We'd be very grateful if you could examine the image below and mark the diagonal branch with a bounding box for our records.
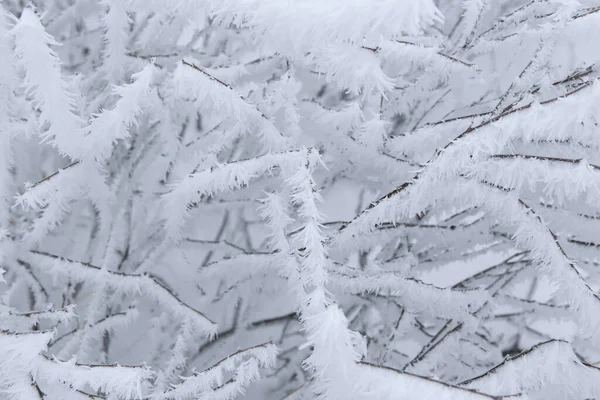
[26,161,81,190]
[26,251,217,337]
[362,40,474,67]
[338,80,595,236]
[489,154,600,170]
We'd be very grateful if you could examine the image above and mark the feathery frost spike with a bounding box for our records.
[9,7,85,160]
[84,63,156,162]
[101,0,131,81]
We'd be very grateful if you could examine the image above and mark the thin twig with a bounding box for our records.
[489,154,600,170]
[26,161,80,190]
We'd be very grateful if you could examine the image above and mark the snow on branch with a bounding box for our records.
[163,149,320,242]
[0,329,150,399]
[435,179,600,339]
[282,149,368,398]
[330,270,488,325]
[9,7,85,160]
[308,44,394,95]
[152,317,195,395]
[336,80,600,245]
[25,250,218,337]
[9,35,159,244]
[212,0,443,45]
[157,341,277,400]
[37,356,151,400]
[468,155,600,206]
[175,60,288,150]
[258,192,293,256]
[0,304,76,326]
[100,0,131,81]
[458,0,488,48]
[505,198,600,337]
[374,39,474,75]
[0,329,54,365]
[191,0,446,95]
[84,62,157,163]
[16,161,110,245]
[15,60,156,243]
[357,362,504,399]
[386,176,600,338]
[461,340,600,399]
[338,165,600,355]
[50,308,138,350]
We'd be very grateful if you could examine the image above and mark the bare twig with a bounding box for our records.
[361,40,473,67]
[489,154,600,170]
[26,161,80,190]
